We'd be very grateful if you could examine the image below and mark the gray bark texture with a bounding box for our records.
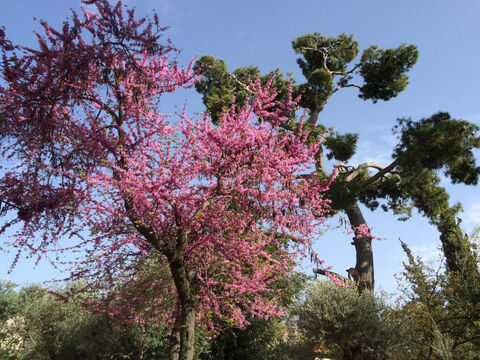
[346,203,374,292]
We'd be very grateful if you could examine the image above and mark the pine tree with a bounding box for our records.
[193,32,480,292]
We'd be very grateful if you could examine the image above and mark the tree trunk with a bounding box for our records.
[309,111,375,292]
[179,302,196,360]
[167,303,197,360]
[167,250,196,360]
[169,315,181,360]
[345,203,374,292]
[137,338,144,360]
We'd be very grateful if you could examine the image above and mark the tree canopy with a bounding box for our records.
[193,32,480,292]
[0,1,333,359]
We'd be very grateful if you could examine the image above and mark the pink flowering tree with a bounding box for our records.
[0,1,334,359]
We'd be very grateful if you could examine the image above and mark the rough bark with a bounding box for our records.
[345,203,374,292]
[309,109,374,292]
[179,303,196,360]
[167,243,196,360]
[169,315,181,360]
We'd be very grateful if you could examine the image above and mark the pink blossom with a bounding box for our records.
[0,0,332,336]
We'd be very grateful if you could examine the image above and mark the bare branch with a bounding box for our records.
[332,83,362,94]
[362,159,399,186]
[298,46,339,76]
[298,42,359,78]
[334,161,399,184]
[313,268,354,286]
[315,145,329,177]
[334,162,384,182]
[346,163,372,182]
[227,72,254,94]
[334,163,355,174]
[78,95,119,120]
[345,62,362,75]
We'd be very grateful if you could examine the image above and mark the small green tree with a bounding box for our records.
[397,237,480,360]
[294,281,414,360]
[0,281,23,360]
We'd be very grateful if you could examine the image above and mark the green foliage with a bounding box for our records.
[361,164,453,223]
[292,33,358,113]
[291,33,418,115]
[193,56,294,124]
[199,318,288,360]
[324,132,359,161]
[394,112,480,185]
[0,281,18,321]
[397,239,480,359]
[0,281,22,360]
[0,284,170,360]
[198,272,309,360]
[378,165,475,274]
[347,112,480,274]
[292,33,359,76]
[369,113,480,273]
[193,55,240,125]
[359,44,418,102]
[358,174,413,220]
[294,281,414,360]
[327,174,366,211]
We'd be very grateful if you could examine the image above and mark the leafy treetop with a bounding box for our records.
[193,31,480,292]
[0,2,334,359]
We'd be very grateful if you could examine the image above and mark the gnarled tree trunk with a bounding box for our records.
[345,203,374,292]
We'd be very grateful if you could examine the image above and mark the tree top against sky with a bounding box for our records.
[0,0,479,295]
[0,3,335,358]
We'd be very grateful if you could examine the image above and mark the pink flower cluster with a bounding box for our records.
[348,224,383,241]
[0,0,333,332]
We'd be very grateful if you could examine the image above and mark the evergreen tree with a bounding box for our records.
[193,32,480,292]
[397,238,480,359]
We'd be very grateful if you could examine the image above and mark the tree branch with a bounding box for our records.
[334,161,399,183]
[345,62,362,75]
[362,159,399,186]
[313,268,353,286]
[332,83,362,94]
[78,95,119,121]
[298,45,344,76]
[192,177,223,221]
[227,72,254,94]
[315,145,329,178]
[335,162,384,182]
[298,42,359,78]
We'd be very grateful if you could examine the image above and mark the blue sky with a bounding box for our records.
[1,0,479,295]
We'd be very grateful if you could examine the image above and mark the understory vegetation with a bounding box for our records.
[2,230,479,360]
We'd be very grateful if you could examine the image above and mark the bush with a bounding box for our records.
[293,281,414,360]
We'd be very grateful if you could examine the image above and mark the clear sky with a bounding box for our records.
[1,0,479,295]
